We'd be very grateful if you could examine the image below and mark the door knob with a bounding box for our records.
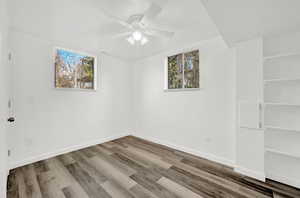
[7,117,15,122]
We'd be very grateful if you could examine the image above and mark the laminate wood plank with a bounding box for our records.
[89,155,137,190]
[90,146,137,176]
[14,168,28,198]
[69,151,107,184]
[35,171,65,198]
[169,165,260,198]
[111,153,162,181]
[157,177,203,198]
[109,146,154,169]
[116,142,170,168]
[130,172,181,198]
[45,158,90,198]
[34,159,70,198]
[152,165,233,198]
[97,145,114,155]
[44,158,74,189]
[7,170,19,198]
[112,142,172,171]
[8,136,300,198]
[174,150,232,171]
[57,154,75,166]
[62,186,90,198]
[163,157,271,198]
[102,141,125,149]
[21,165,43,198]
[80,148,97,158]
[122,136,178,154]
[33,161,49,174]
[125,145,172,169]
[117,137,183,162]
[266,179,300,197]
[273,192,292,198]
[66,163,112,198]
[61,187,74,198]
[111,138,129,148]
[101,180,136,198]
[181,157,274,196]
[130,184,159,198]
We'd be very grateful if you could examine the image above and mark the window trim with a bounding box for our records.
[164,48,201,91]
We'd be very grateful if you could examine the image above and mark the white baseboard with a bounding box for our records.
[134,134,235,167]
[234,166,265,182]
[9,132,130,170]
[266,172,300,189]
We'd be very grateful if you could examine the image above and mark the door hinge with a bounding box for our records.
[8,99,11,109]
[259,103,263,111]
[8,150,11,157]
[8,52,12,61]
[259,122,262,129]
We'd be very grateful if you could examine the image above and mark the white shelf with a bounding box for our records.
[264,103,300,107]
[264,52,300,61]
[264,77,300,83]
[266,173,300,189]
[264,35,300,190]
[265,148,300,159]
[264,126,300,133]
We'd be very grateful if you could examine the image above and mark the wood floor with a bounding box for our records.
[7,136,300,198]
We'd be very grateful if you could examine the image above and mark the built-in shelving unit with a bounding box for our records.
[265,126,300,132]
[264,52,300,61]
[263,48,300,188]
[264,103,300,107]
[265,148,300,159]
[264,78,300,83]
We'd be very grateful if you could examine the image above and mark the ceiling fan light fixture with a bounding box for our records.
[127,36,135,45]
[141,37,148,45]
[127,31,149,45]
[132,31,142,41]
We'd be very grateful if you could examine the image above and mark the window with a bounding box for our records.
[167,50,199,90]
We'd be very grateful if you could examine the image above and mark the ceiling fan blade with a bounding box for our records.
[97,7,133,30]
[145,28,174,38]
[151,0,168,7]
[144,3,162,19]
[143,0,169,20]
[111,31,132,39]
[107,15,133,29]
[127,14,144,25]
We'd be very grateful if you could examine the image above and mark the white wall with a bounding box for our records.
[0,0,9,196]
[132,37,236,165]
[8,30,133,168]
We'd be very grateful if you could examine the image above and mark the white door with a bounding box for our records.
[0,31,9,198]
[235,38,265,181]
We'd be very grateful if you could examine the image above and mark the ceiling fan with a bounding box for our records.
[99,0,175,45]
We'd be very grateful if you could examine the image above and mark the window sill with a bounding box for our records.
[163,88,201,92]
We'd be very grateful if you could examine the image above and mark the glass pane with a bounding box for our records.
[168,53,183,89]
[55,49,95,90]
[184,50,199,88]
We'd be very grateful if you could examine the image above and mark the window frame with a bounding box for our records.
[164,48,201,92]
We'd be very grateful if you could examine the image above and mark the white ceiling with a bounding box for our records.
[201,0,300,46]
[8,0,220,61]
